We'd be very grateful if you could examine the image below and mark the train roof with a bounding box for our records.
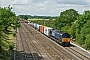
[51,30,68,35]
[44,27,53,29]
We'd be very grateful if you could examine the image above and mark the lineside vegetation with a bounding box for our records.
[0,5,20,60]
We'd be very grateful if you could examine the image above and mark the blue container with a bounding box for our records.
[51,30,62,41]
[52,30,55,37]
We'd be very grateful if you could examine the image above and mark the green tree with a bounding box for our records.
[84,35,90,50]
[69,22,76,38]
[83,10,90,20]
[61,25,70,33]
[23,15,28,20]
[0,6,18,51]
[76,10,90,34]
[81,20,90,49]
[0,6,16,31]
[53,9,79,32]
[75,10,90,46]
[60,9,79,26]
[19,15,28,20]
[76,33,85,45]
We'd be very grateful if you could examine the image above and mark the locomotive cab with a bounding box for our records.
[62,33,70,46]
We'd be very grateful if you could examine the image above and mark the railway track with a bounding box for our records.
[20,27,36,60]
[14,23,90,60]
[24,23,72,60]
[15,28,25,60]
[15,26,36,60]
[21,23,51,60]
[64,47,90,60]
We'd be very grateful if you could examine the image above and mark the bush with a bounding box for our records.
[76,34,85,45]
[13,33,16,37]
[8,43,14,51]
[84,35,90,50]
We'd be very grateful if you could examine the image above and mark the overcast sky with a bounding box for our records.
[0,0,90,16]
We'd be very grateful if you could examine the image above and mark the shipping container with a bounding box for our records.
[30,22,34,27]
[36,24,42,31]
[40,26,46,33]
[44,27,53,36]
[36,24,39,30]
[34,23,38,29]
[28,22,31,25]
[28,21,30,24]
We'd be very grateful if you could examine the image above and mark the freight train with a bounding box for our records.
[28,21,71,46]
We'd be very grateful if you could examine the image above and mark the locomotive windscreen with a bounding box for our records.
[62,33,70,38]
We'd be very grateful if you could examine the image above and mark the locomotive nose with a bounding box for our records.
[62,38,70,42]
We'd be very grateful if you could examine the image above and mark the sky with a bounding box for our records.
[0,0,90,16]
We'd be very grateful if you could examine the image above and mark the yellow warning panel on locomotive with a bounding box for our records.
[62,38,70,42]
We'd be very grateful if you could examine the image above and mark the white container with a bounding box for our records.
[44,27,53,36]
[31,23,33,26]
[37,24,42,31]
[34,23,37,28]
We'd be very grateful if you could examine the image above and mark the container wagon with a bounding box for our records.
[44,27,53,36]
[40,26,46,33]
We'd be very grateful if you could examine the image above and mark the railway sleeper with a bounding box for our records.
[25,54,34,58]
[25,53,42,60]
[26,58,35,60]
[17,52,26,60]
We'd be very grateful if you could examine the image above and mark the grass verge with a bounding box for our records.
[0,26,15,60]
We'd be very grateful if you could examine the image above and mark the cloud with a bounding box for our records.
[55,0,89,5]
[31,0,47,3]
[12,0,30,4]
[1,0,90,16]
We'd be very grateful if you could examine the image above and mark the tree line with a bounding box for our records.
[18,15,57,20]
